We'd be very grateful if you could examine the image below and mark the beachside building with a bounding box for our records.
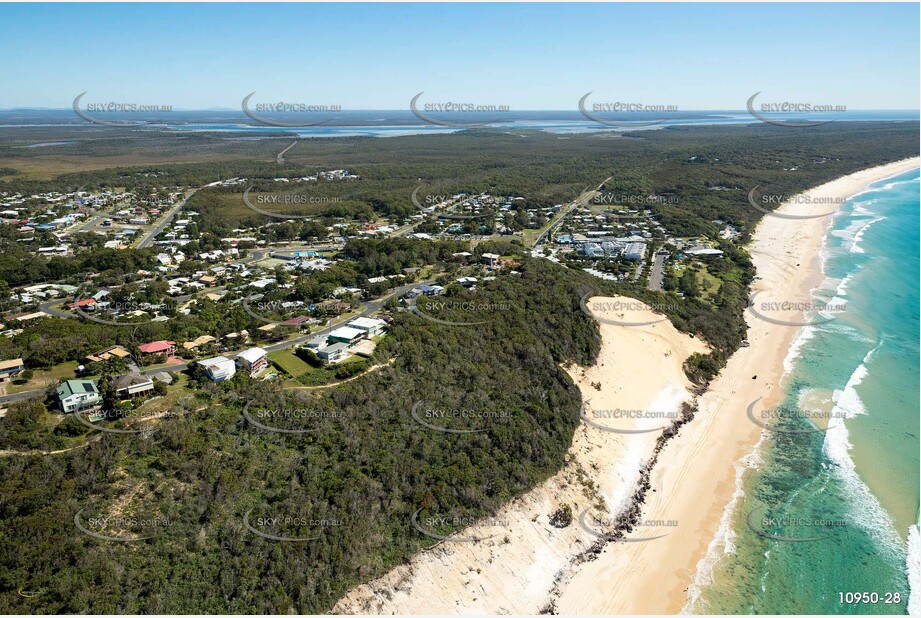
[56,379,102,413]
[138,340,177,356]
[236,347,269,377]
[181,335,217,352]
[0,358,24,381]
[328,326,366,346]
[85,345,131,364]
[347,317,386,337]
[409,283,444,298]
[196,356,236,382]
[110,373,155,399]
[481,252,501,267]
[623,242,647,261]
[317,342,351,364]
[306,335,328,351]
[683,245,724,258]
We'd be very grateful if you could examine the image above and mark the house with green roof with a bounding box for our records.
[56,379,102,413]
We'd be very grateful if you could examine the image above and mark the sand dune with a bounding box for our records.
[555,156,921,615]
[335,157,920,615]
[334,298,707,614]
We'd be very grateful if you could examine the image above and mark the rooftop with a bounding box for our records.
[0,358,24,371]
[56,379,98,398]
[138,340,176,354]
[237,347,267,363]
[329,326,364,340]
[110,373,153,390]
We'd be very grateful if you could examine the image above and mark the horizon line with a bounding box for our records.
[2,107,920,113]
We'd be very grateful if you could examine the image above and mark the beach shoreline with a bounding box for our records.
[334,298,708,614]
[552,156,921,615]
[334,156,921,615]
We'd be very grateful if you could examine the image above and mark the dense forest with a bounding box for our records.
[0,121,917,612]
[0,257,600,613]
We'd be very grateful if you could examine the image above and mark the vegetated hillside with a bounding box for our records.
[3,122,917,235]
[0,123,917,612]
[0,257,601,614]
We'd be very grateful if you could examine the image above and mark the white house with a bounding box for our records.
[236,347,268,377]
[197,356,237,382]
[347,317,386,337]
[317,342,351,364]
[56,380,102,413]
[306,335,328,350]
[328,326,366,345]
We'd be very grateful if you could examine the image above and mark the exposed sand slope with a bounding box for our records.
[336,156,920,615]
[334,297,707,614]
[554,156,921,615]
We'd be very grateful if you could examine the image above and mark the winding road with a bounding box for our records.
[2,280,425,405]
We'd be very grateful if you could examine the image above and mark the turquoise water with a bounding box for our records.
[693,168,920,614]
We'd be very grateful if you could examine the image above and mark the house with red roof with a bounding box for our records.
[67,298,97,311]
[138,340,177,356]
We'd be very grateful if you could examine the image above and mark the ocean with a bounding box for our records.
[688,167,920,614]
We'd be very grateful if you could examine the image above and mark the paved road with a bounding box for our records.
[1,281,424,405]
[136,189,198,249]
[533,176,611,249]
[648,251,667,291]
[276,140,298,164]
[0,388,46,405]
[74,213,107,233]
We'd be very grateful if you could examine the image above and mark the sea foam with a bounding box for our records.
[823,344,905,563]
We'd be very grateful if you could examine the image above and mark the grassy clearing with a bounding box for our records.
[8,361,81,394]
[134,374,192,419]
[268,350,312,378]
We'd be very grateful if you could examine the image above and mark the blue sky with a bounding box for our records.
[0,3,918,110]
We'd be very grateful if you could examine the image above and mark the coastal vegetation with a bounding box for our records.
[0,257,600,613]
[0,121,917,612]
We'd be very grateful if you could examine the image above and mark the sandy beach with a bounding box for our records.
[555,156,921,615]
[335,298,708,614]
[334,157,920,615]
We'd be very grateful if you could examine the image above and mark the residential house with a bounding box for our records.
[111,373,155,399]
[138,340,177,356]
[623,242,647,261]
[481,252,501,267]
[306,335,328,350]
[67,298,97,311]
[85,345,131,364]
[282,315,313,329]
[236,347,268,377]
[452,251,473,262]
[182,335,217,352]
[56,379,102,413]
[328,326,366,346]
[317,342,351,364]
[0,358,24,381]
[6,312,45,323]
[196,356,237,382]
[417,283,445,297]
[347,317,386,337]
